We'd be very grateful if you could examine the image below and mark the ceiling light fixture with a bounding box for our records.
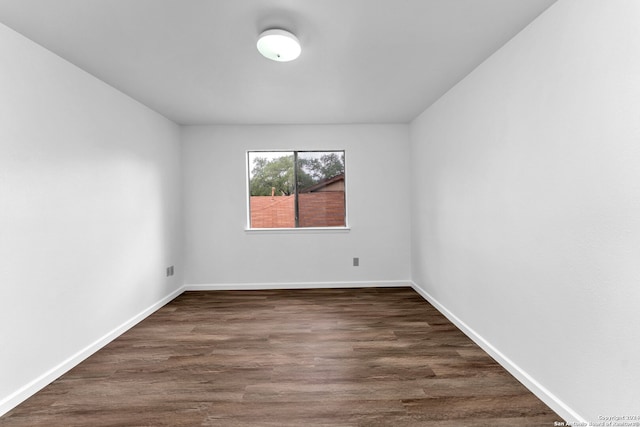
[257,29,301,62]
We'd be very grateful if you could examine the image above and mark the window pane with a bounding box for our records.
[247,150,346,229]
[296,151,346,227]
[249,152,295,228]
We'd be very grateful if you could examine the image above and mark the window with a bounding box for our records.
[247,150,346,229]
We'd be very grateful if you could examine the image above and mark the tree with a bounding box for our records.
[250,155,295,196]
[297,152,345,188]
[250,152,345,196]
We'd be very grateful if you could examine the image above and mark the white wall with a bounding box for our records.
[0,23,182,414]
[182,124,411,287]
[410,0,640,422]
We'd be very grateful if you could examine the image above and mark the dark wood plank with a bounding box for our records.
[0,288,562,426]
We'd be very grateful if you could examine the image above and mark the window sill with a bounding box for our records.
[245,226,351,234]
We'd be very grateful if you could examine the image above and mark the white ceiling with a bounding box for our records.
[0,0,556,125]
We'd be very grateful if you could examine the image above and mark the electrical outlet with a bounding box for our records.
[166,266,174,277]
[353,257,359,267]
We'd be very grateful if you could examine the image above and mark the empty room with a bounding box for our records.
[1,0,638,425]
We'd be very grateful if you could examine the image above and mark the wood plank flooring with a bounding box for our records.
[1,288,562,426]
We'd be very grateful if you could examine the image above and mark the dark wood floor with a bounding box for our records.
[1,288,561,426]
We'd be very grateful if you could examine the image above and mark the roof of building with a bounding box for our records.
[299,174,345,193]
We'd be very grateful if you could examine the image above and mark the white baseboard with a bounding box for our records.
[184,280,412,291]
[409,281,585,424]
[0,285,186,418]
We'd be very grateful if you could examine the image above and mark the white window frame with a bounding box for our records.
[245,149,350,233]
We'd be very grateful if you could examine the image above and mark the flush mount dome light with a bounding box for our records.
[257,29,301,62]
